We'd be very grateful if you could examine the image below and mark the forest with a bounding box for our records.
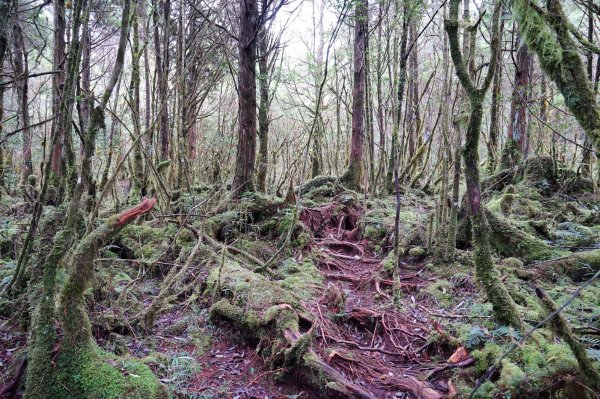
[1,0,600,397]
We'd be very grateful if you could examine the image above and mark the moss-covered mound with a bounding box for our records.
[45,347,168,399]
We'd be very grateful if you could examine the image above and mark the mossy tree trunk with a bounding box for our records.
[445,0,521,328]
[257,25,270,193]
[513,0,600,154]
[386,0,408,193]
[25,198,157,399]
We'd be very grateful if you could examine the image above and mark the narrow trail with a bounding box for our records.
[300,200,449,398]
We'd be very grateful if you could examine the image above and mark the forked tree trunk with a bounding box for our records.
[446,0,521,328]
[232,0,259,197]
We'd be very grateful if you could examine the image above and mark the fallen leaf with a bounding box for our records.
[448,346,469,364]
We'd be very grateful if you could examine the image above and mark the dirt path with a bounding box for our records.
[301,201,449,398]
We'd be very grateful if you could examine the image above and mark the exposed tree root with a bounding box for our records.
[207,259,442,399]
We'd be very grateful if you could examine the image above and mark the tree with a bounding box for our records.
[513,0,600,154]
[232,0,259,197]
[504,35,532,166]
[341,0,367,191]
[445,0,521,328]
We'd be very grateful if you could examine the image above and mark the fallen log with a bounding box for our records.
[530,249,600,281]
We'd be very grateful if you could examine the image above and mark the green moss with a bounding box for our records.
[420,280,454,307]
[39,347,167,399]
[472,343,503,374]
[191,332,212,355]
[498,359,525,390]
[486,209,565,263]
[381,251,396,275]
[277,258,323,300]
[408,246,425,259]
[118,224,177,264]
[501,257,524,269]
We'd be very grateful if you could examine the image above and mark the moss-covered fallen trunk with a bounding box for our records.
[531,249,600,281]
[207,260,442,399]
[485,209,564,264]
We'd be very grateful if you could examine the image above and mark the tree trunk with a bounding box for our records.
[506,35,532,164]
[257,27,270,193]
[130,0,145,203]
[487,20,503,172]
[341,0,367,191]
[386,0,408,192]
[49,0,66,194]
[12,11,32,184]
[446,0,521,328]
[232,0,259,197]
[154,0,170,163]
[0,0,9,198]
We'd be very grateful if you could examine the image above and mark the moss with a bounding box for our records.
[207,259,300,314]
[33,347,167,399]
[277,258,323,300]
[118,224,176,263]
[486,209,565,263]
[501,257,524,269]
[498,359,525,391]
[408,246,425,259]
[381,251,396,275]
[536,249,600,281]
[420,280,454,307]
[191,332,212,355]
[472,343,503,374]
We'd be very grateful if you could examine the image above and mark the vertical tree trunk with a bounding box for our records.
[580,1,594,177]
[12,10,32,184]
[49,0,66,193]
[232,0,259,197]
[0,0,9,198]
[386,0,408,192]
[154,0,170,162]
[341,0,367,191]
[446,0,521,328]
[130,0,145,202]
[311,0,325,178]
[364,0,375,188]
[487,20,503,172]
[505,35,532,164]
[257,27,270,193]
[374,0,386,192]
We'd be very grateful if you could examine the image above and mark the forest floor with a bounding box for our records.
[2,162,600,398]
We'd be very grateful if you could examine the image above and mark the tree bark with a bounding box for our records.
[506,35,532,162]
[341,0,367,191]
[12,9,32,184]
[232,0,259,197]
[446,0,521,328]
[257,27,270,193]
